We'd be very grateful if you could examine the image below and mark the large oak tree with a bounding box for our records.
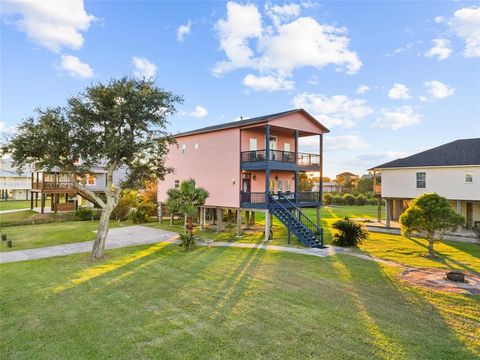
[5,78,182,259]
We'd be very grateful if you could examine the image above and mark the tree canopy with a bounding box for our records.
[5,77,182,259]
[400,193,464,257]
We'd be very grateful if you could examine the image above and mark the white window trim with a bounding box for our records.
[416,172,426,189]
[249,138,257,151]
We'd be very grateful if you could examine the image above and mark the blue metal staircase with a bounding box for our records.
[269,193,324,248]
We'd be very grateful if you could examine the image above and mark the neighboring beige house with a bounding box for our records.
[370,138,480,230]
[0,155,32,200]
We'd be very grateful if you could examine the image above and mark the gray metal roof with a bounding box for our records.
[370,138,480,170]
[174,109,329,137]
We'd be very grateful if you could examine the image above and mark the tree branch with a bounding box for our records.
[68,173,107,209]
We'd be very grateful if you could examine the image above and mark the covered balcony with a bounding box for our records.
[239,170,321,209]
[240,123,322,171]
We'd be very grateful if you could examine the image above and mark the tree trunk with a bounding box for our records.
[427,238,435,257]
[91,207,114,259]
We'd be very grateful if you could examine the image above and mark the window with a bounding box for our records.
[87,175,96,186]
[181,144,186,154]
[249,138,257,151]
[278,180,283,192]
[416,172,426,188]
[285,179,291,192]
[465,173,473,183]
[194,143,199,150]
[175,180,179,188]
[284,143,291,152]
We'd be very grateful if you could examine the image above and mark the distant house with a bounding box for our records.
[335,172,359,183]
[369,138,480,230]
[322,182,343,193]
[0,156,32,200]
[158,109,329,247]
[30,165,127,213]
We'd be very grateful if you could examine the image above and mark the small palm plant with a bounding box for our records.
[332,217,368,247]
[166,178,209,251]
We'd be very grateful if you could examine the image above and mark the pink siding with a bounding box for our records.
[158,128,241,208]
[268,112,326,134]
[241,128,295,152]
[246,170,295,192]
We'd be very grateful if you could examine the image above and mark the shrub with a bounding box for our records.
[73,206,96,221]
[343,193,356,205]
[355,194,368,206]
[128,207,149,223]
[333,195,345,205]
[111,200,131,221]
[179,231,197,251]
[332,218,368,247]
[368,197,378,206]
[322,193,333,205]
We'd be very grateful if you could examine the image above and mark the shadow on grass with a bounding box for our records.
[328,253,479,359]
[405,237,480,274]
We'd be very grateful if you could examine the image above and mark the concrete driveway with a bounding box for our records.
[0,226,178,264]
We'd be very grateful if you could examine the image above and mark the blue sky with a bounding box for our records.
[1,1,479,177]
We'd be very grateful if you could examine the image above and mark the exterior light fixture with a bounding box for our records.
[253,174,257,180]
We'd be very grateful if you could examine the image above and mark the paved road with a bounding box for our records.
[0,226,178,264]
[0,208,31,214]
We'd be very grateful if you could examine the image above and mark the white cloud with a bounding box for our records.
[388,83,411,100]
[324,135,370,151]
[425,38,452,60]
[213,2,262,76]
[448,6,480,58]
[265,3,301,27]
[419,96,428,102]
[293,92,373,129]
[176,20,192,42]
[356,85,370,94]
[424,80,455,99]
[189,106,208,118]
[132,57,157,79]
[384,42,413,57]
[2,0,95,52]
[373,106,421,130]
[59,55,93,78]
[357,150,407,162]
[434,16,444,24]
[213,2,361,90]
[243,74,294,91]
[0,121,17,136]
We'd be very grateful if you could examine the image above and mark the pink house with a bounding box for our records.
[158,109,329,247]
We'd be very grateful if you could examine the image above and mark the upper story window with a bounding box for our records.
[416,172,426,188]
[465,173,473,183]
[86,174,96,186]
[181,144,186,154]
[194,143,199,150]
[175,180,180,188]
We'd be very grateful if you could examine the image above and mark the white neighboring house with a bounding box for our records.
[369,138,480,230]
[0,155,32,200]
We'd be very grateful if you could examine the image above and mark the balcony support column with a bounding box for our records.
[294,171,298,204]
[30,193,34,210]
[377,197,382,222]
[319,133,323,206]
[236,210,242,236]
[40,193,45,214]
[216,208,224,233]
[264,209,271,241]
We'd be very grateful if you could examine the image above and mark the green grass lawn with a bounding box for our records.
[0,244,478,359]
[0,220,124,252]
[0,200,31,211]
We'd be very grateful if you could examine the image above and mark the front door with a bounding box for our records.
[269,136,278,160]
[466,202,473,229]
[242,173,251,203]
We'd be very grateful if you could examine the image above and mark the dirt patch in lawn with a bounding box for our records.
[401,268,480,295]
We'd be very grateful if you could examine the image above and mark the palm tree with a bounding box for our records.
[166,179,209,247]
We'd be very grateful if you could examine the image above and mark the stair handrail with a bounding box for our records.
[269,195,316,245]
[276,192,323,241]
